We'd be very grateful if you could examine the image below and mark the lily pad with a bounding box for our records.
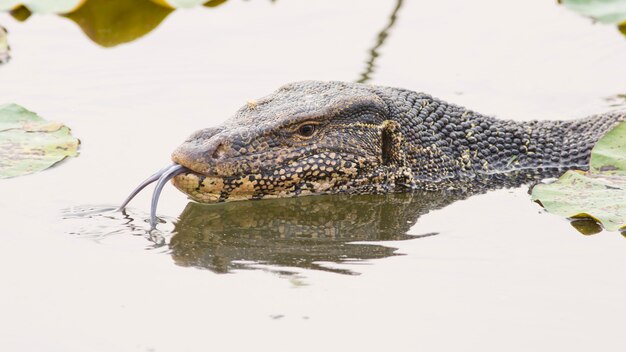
[532,122,626,232]
[3,0,230,47]
[203,0,227,8]
[0,104,80,178]
[0,25,8,64]
[0,0,85,14]
[150,0,208,8]
[590,120,626,172]
[63,0,173,48]
[561,0,626,24]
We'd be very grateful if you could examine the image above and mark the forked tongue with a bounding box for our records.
[117,164,188,228]
[149,164,187,228]
[116,164,175,212]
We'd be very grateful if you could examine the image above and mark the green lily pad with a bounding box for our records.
[561,0,626,38]
[0,104,80,178]
[0,25,8,64]
[0,0,85,14]
[590,118,626,172]
[561,0,626,24]
[532,122,626,232]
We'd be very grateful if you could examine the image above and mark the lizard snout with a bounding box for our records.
[171,127,230,175]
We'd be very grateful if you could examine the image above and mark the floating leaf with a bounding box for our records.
[0,0,85,14]
[63,0,173,48]
[3,0,229,47]
[150,0,208,9]
[532,122,626,232]
[590,119,626,172]
[561,0,626,24]
[560,0,626,38]
[0,104,80,179]
[0,25,8,64]
[8,5,31,21]
[203,0,227,8]
[532,171,626,231]
[61,0,229,47]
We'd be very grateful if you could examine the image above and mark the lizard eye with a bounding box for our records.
[297,124,316,137]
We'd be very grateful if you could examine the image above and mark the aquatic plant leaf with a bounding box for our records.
[2,0,229,47]
[0,25,8,64]
[0,0,84,14]
[63,0,172,48]
[532,171,626,231]
[203,0,227,8]
[8,5,31,21]
[532,122,626,232]
[561,0,626,24]
[150,0,208,8]
[590,116,626,172]
[0,104,79,178]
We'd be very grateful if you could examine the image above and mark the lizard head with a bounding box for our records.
[170,81,412,203]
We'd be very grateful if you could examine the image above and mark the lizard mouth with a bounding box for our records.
[170,172,258,204]
[170,166,330,204]
[168,147,347,204]
[117,150,368,228]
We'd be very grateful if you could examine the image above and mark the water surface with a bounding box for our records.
[1,0,626,351]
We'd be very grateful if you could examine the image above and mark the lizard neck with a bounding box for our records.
[373,86,623,186]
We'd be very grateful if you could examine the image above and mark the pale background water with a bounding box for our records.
[0,0,625,351]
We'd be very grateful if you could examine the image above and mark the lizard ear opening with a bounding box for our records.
[381,120,403,166]
[381,126,394,166]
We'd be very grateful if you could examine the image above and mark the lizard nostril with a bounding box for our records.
[211,142,227,159]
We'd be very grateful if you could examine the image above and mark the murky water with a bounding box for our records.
[1,0,626,351]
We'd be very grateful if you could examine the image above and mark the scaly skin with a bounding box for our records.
[171,81,625,203]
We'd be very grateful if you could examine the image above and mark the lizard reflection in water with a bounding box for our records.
[68,173,575,275]
[171,192,436,275]
[169,175,536,275]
